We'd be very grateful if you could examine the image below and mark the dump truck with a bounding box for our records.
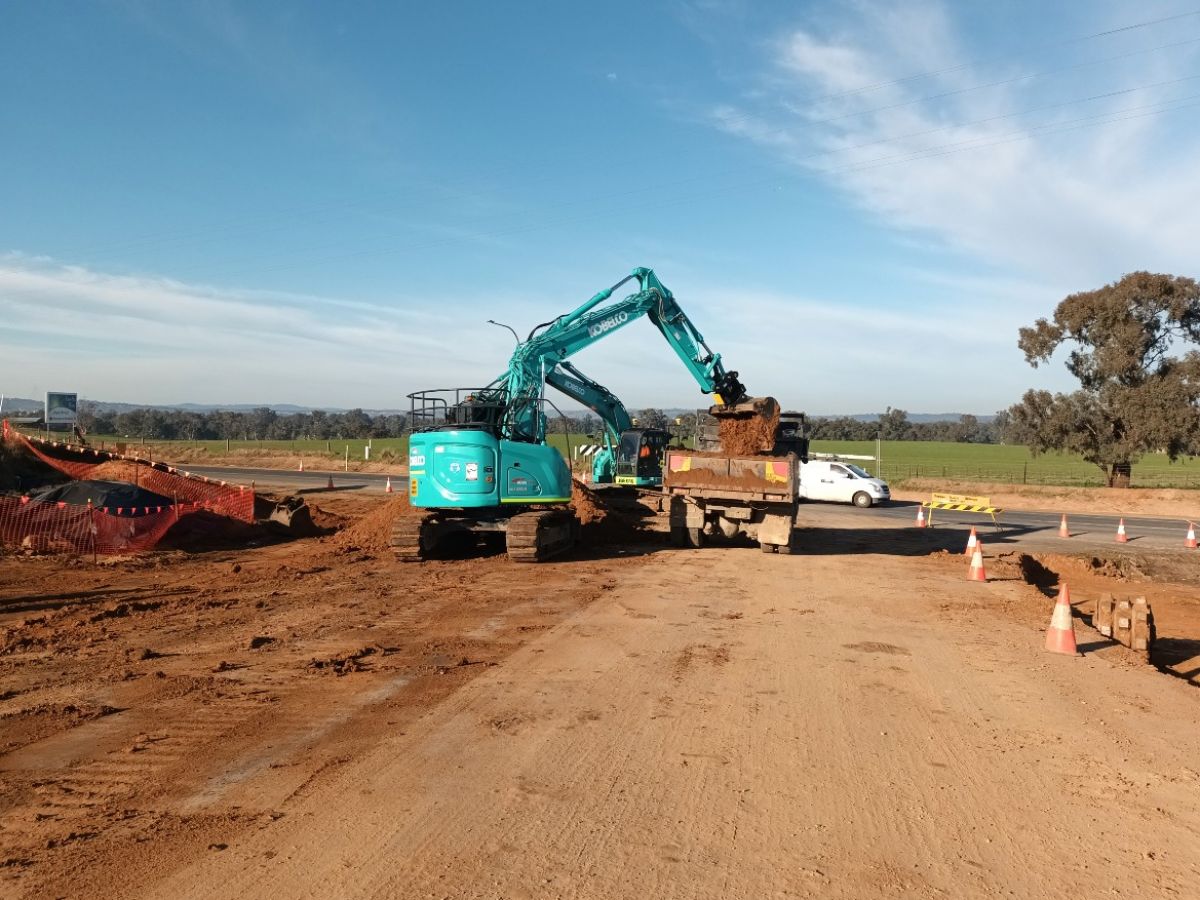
[664,450,800,553]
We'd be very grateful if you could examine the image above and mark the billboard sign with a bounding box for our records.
[45,392,78,431]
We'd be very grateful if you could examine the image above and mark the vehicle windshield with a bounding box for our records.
[846,464,873,478]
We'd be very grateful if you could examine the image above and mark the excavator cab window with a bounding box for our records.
[637,430,670,478]
[616,428,670,479]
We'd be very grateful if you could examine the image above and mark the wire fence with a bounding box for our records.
[877,462,1200,489]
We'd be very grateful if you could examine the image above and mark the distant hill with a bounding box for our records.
[0,396,992,422]
[842,412,996,423]
[660,408,994,423]
[0,397,42,413]
[0,397,406,416]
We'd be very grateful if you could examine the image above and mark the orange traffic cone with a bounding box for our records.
[1186,522,1197,549]
[385,476,393,494]
[1058,514,1070,538]
[1115,518,1128,543]
[1045,584,1078,655]
[967,540,987,582]
[915,505,927,528]
[326,475,335,490]
[964,526,977,556]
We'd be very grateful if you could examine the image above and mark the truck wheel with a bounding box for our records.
[852,491,873,508]
[670,526,687,548]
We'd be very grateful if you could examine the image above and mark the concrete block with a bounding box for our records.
[1094,592,1114,637]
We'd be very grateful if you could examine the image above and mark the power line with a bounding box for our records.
[13,14,1200,284]
[812,8,1200,103]
[728,73,1200,163]
[712,32,1200,135]
[55,20,1200,264]
[4,88,1194,313]
[815,35,1200,126]
[178,71,1200,280]
[826,93,1200,175]
[78,91,1198,286]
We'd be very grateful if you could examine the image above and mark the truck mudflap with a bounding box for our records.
[756,511,794,548]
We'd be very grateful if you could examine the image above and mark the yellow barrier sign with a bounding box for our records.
[922,492,1002,525]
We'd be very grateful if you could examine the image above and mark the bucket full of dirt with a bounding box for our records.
[714,399,780,456]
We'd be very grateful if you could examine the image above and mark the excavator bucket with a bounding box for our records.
[708,395,779,421]
[707,396,781,455]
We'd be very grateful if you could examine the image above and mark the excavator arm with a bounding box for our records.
[496,267,769,443]
[544,361,633,447]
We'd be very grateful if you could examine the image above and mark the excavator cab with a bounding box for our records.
[614,428,671,487]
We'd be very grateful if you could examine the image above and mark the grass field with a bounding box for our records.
[78,433,587,463]
[812,440,1200,488]
[38,432,1200,489]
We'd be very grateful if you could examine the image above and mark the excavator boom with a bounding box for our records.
[496,267,775,450]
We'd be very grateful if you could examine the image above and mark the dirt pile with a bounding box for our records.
[158,514,258,551]
[718,406,780,456]
[571,479,607,526]
[0,440,66,492]
[571,479,657,543]
[332,495,421,552]
[89,460,148,482]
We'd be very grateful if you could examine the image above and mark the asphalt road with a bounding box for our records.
[863,497,1196,549]
[185,464,404,492]
[187,463,1197,547]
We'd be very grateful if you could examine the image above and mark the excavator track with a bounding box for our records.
[391,513,438,562]
[505,509,580,563]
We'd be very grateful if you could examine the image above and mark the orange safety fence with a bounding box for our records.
[2,421,255,554]
[0,495,204,555]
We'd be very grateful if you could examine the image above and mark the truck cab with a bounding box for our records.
[798,460,890,508]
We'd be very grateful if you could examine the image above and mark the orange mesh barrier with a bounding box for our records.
[2,422,255,554]
[0,495,193,555]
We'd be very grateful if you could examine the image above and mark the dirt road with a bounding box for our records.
[4,498,1200,898]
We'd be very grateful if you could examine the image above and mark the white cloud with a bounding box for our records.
[0,255,507,406]
[0,254,1050,413]
[710,0,1200,285]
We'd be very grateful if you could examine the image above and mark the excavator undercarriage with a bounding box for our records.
[392,507,579,564]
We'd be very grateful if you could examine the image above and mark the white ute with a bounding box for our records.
[798,459,890,508]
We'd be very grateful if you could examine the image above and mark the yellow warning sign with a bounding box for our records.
[922,492,1002,525]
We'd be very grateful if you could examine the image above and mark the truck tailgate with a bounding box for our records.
[663,452,796,499]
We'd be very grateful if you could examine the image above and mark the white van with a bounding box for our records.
[798,460,890,508]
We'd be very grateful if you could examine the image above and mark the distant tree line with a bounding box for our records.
[75,402,1010,445]
[78,404,408,441]
[807,408,1005,443]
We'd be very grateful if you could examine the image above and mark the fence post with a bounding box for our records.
[88,499,97,565]
[1023,462,1027,484]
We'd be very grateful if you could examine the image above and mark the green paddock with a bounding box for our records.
[35,432,1200,489]
[811,440,1200,489]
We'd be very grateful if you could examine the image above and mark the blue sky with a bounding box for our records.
[3,1,1200,414]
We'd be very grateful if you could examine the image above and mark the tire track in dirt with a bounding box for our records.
[133,548,1200,900]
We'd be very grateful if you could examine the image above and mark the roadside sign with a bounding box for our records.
[45,392,77,431]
